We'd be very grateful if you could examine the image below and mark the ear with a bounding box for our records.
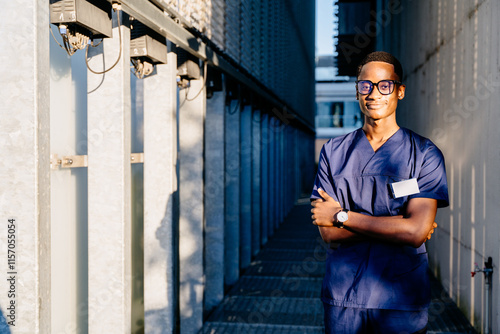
[397,84,406,100]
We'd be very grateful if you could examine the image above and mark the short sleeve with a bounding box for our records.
[310,143,339,202]
[409,144,449,208]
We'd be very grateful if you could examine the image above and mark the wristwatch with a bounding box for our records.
[333,209,349,228]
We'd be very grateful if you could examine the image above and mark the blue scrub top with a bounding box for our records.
[311,127,449,311]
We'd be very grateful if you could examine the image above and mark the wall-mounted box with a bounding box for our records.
[130,20,168,64]
[177,48,200,80]
[50,0,112,38]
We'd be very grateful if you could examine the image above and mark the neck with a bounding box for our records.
[362,117,400,141]
[362,118,400,152]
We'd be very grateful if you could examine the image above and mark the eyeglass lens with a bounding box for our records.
[357,80,395,95]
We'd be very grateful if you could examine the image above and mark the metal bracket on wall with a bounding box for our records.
[130,153,144,164]
[51,153,144,169]
[50,154,88,169]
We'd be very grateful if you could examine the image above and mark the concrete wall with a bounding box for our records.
[378,0,500,331]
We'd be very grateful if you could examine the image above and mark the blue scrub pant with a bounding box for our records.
[323,304,428,334]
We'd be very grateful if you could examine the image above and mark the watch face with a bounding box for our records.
[338,211,348,223]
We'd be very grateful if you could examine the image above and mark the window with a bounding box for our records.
[315,101,362,128]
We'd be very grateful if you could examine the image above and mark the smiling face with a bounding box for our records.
[357,61,405,124]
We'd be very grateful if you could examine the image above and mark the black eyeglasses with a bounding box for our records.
[356,80,402,95]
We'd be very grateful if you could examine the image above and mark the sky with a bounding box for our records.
[315,0,336,56]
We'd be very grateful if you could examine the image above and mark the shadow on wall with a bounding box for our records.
[136,192,179,334]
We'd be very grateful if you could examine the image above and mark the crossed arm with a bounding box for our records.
[311,189,438,248]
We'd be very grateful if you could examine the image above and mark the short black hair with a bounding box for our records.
[356,51,404,82]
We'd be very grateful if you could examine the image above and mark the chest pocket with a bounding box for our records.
[352,175,411,216]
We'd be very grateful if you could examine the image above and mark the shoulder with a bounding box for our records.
[401,128,444,164]
[401,128,444,158]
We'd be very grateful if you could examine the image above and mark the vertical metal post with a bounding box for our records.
[284,126,290,212]
[485,275,490,334]
[0,1,51,332]
[251,109,262,255]
[225,98,240,285]
[268,117,276,237]
[130,72,144,334]
[87,10,132,333]
[271,117,280,231]
[288,127,294,209]
[295,129,300,200]
[204,87,225,312]
[240,105,252,269]
[279,123,285,222]
[274,117,280,227]
[260,113,269,245]
[484,257,493,334]
[143,52,178,333]
[178,78,205,334]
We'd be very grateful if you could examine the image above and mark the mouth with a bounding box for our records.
[366,103,385,109]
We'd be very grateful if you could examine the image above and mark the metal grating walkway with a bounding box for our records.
[200,201,477,334]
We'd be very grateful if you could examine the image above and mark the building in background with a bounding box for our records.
[315,55,361,161]
[314,0,363,162]
[335,0,377,77]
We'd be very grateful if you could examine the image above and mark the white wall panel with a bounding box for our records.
[0,1,51,332]
[86,11,132,333]
[260,113,270,245]
[204,87,226,312]
[225,98,241,285]
[251,109,262,255]
[178,78,205,334]
[240,105,252,268]
[143,52,178,333]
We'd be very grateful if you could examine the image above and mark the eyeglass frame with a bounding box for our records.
[355,79,403,96]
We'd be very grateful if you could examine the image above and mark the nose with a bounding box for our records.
[366,84,383,99]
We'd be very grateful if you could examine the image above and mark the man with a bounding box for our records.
[310,51,449,334]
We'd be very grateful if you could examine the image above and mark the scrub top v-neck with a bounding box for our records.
[311,127,449,310]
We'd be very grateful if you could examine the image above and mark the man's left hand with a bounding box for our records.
[311,189,342,226]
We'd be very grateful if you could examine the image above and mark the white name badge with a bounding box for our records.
[390,178,420,198]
